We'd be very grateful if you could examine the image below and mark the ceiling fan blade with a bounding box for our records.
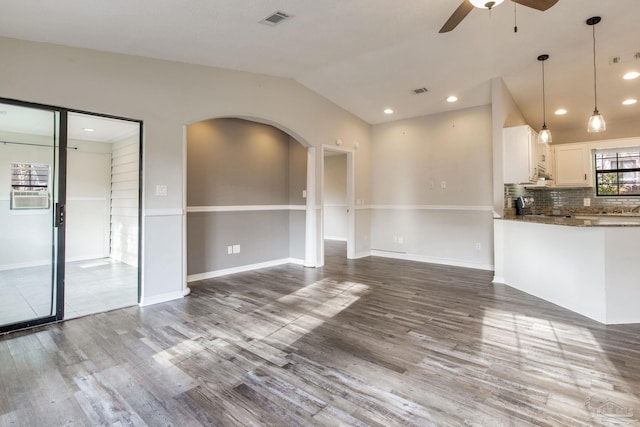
[512,0,558,11]
[439,0,474,33]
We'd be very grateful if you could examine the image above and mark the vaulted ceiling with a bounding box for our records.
[1,0,639,136]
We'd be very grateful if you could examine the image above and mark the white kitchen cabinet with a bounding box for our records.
[503,125,546,184]
[553,143,591,187]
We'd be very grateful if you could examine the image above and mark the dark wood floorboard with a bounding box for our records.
[1,240,639,426]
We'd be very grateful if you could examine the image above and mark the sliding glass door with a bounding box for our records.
[0,100,65,332]
[0,98,142,333]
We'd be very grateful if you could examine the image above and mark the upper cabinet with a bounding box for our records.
[503,125,548,184]
[553,144,591,187]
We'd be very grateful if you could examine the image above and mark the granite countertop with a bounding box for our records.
[498,214,640,227]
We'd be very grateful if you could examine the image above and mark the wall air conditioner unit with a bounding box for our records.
[10,190,50,210]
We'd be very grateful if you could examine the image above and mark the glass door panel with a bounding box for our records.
[64,113,140,318]
[0,101,60,330]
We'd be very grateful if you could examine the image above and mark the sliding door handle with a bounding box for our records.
[55,203,65,227]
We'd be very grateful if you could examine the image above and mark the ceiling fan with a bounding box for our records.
[439,0,558,33]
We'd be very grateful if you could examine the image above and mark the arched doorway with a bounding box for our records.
[183,117,315,288]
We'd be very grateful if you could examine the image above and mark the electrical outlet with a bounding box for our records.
[227,246,233,255]
[155,185,168,196]
[583,198,591,207]
[441,181,447,189]
[302,190,307,198]
[232,244,241,254]
[393,236,398,243]
[398,236,403,244]
[475,243,482,250]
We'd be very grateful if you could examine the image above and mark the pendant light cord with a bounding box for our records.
[592,23,598,111]
[542,60,546,125]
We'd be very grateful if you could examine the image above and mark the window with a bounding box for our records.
[595,149,640,196]
[9,163,51,209]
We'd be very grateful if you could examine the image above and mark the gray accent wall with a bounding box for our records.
[187,118,307,276]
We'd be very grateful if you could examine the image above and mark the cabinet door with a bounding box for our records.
[554,145,591,186]
[503,126,536,184]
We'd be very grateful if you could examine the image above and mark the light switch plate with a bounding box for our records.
[155,185,168,196]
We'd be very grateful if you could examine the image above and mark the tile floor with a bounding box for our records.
[0,258,138,326]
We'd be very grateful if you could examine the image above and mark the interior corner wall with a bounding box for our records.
[288,138,307,261]
[492,77,529,216]
[186,118,306,276]
[370,104,494,270]
[0,37,371,303]
[323,154,347,241]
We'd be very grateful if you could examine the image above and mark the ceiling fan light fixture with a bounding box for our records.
[469,0,504,9]
[586,16,606,133]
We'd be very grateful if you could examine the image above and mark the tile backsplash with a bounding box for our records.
[504,185,640,215]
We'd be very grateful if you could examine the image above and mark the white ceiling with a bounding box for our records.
[0,102,139,143]
[1,0,639,134]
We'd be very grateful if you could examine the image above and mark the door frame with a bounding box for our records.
[320,144,355,265]
[0,97,143,334]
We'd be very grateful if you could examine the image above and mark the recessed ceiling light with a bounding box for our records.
[83,128,96,132]
[622,98,638,105]
[383,108,394,115]
[554,109,567,115]
[623,71,640,80]
[446,96,458,103]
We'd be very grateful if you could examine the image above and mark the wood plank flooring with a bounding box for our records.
[1,241,639,426]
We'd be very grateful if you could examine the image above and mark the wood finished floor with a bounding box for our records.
[1,241,639,426]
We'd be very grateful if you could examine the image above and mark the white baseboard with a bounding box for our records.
[492,275,506,284]
[353,251,372,259]
[140,290,185,306]
[0,260,50,271]
[187,258,305,282]
[370,250,494,271]
[324,236,347,242]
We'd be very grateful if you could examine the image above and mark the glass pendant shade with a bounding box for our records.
[469,0,504,9]
[587,110,606,133]
[539,125,552,143]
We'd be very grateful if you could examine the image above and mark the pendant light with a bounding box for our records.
[587,16,606,133]
[537,54,552,143]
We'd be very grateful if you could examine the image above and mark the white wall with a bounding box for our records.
[0,37,372,304]
[370,105,494,270]
[0,133,54,269]
[65,139,112,262]
[323,154,347,241]
[0,135,114,269]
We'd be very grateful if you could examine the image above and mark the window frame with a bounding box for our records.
[594,149,640,196]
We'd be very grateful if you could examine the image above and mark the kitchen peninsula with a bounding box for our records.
[493,215,640,324]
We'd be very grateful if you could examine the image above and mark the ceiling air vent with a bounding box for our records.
[609,51,640,65]
[413,87,429,94]
[260,11,293,26]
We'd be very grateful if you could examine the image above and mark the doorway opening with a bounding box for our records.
[321,145,355,266]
